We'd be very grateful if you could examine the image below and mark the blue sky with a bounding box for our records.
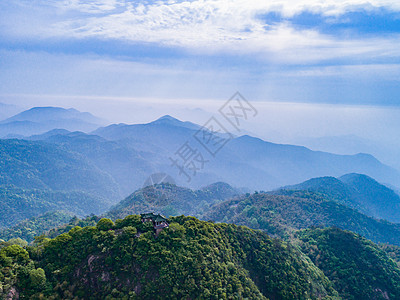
[1,0,400,106]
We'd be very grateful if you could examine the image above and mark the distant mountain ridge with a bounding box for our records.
[10,113,399,192]
[0,106,106,138]
[92,114,400,190]
[284,173,400,222]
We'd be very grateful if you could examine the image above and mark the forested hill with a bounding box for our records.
[0,215,339,299]
[106,182,239,220]
[204,190,400,246]
[284,173,400,222]
[0,139,120,228]
[297,227,400,300]
[0,211,74,242]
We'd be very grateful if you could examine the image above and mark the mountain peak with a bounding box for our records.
[157,114,179,121]
[152,115,184,125]
[150,115,200,130]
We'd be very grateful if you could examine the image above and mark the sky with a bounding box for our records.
[1,0,400,167]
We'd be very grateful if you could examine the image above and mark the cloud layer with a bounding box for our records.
[1,0,400,107]
[2,0,400,64]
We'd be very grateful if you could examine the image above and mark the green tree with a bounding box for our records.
[96,218,114,231]
[29,268,46,288]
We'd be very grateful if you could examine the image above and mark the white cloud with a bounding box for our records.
[2,0,400,63]
[58,0,120,13]
[34,0,398,63]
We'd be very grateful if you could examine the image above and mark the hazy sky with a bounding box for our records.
[1,0,400,167]
[1,0,400,103]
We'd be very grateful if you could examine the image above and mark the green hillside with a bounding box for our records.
[297,227,400,300]
[205,190,400,245]
[285,173,400,222]
[0,211,74,242]
[0,139,119,198]
[106,182,238,220]
[0,185,111,228]
[0,139,121,228]
[1,215,339,299]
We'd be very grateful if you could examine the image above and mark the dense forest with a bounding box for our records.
[296,228,400,300]
[2,183,400,299]
[2,214,400,299]
[205,190,400,245]
[1,215,342,299]
[0,211,74,242]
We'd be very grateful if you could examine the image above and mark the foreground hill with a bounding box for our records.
[284,173,400,222]
[106,182,239,220]
[297,227,400,300]
[1,215,339,299]
[3,216,400,299]
[0,107,105,138]
[205,190,400,246]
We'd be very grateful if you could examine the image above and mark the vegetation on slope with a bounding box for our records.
[106,182,238,220]
[2,215,340,299]
[0,211,74,242]
[0,139,122,228]
[285,174,400,222]
[0,185,110,228]
[0,139,118,198]
[205,191,400,245]
[296,227,400,300]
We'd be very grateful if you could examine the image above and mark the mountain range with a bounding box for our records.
[1,106,400,229]
[0,106,395,193]
[1,104,400,299]
[100,179,400,246]
[0,106,106,138]
[5,173,400,247]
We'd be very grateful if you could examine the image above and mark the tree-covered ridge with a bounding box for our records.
[0,184,110,228]
[2,215,341,299]
[106,182,239,220]
[0,211,74,242]
[0,139,118,198]
[379,244,400,268]
[296,227,400,300]
[204,191,400,245]
[0,138,123,228]
[284,173,400,222]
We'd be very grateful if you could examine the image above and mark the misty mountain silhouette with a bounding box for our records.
[21,114,400,192]
[0,106,106,137]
